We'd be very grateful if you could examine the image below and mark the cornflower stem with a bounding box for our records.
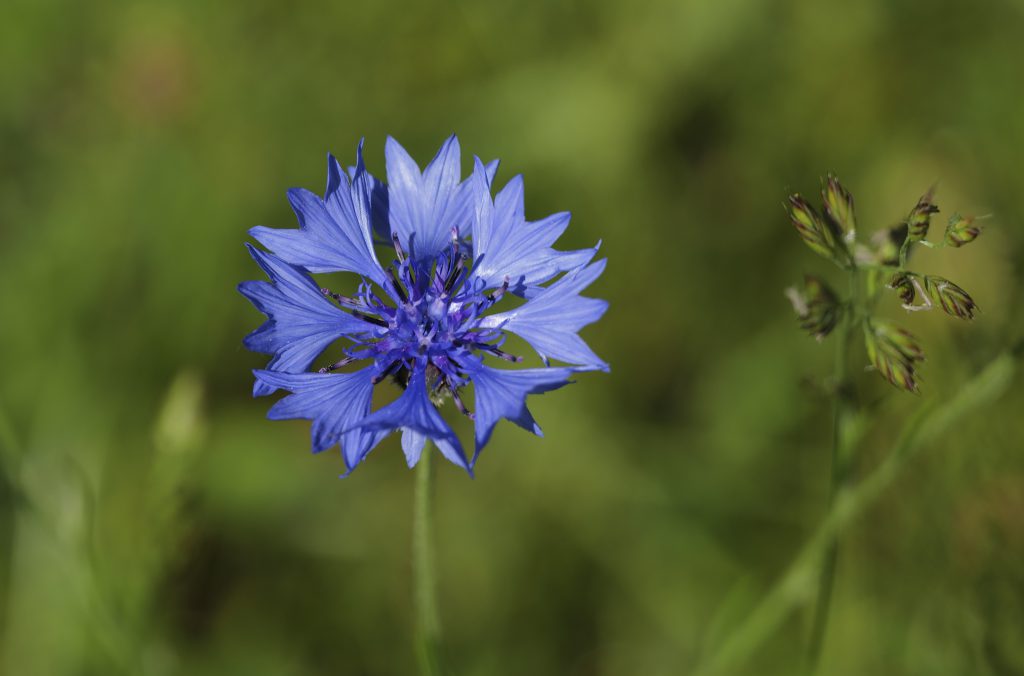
[806,265,858,672]
[413,450,443,676]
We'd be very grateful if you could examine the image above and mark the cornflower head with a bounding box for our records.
[239,137,608,476]
[785,175,985,392]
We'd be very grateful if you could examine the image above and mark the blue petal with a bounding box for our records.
[401,428,426,467]
[446,157,499,242]
[249,150,386,285]
[399,428,464,470]
[254,368,387,473]
[469,158,597,294]
[477,259,609,370]
[238,245,376,395]
[384,136,494,262]
[347,363,471,474]
[464,362,575,464]
[346,149,390,243]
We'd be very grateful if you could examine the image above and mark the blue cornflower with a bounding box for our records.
[239,136,608,476]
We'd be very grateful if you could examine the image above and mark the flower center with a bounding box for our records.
[317,233,520,417]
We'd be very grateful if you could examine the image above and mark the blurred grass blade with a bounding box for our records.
[694,350,1017,675]
[0,405,22,485]
[153,370,205,457]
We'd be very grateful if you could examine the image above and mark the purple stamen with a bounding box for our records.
[450,385,474,419]
[443,254,467,293]
[482,344,523,362]
[372,360,403,385]
[317,247,527,394]
[353,311,388,327]
[318,356,357,373]
[487,276,510,304]
[387,268,408,303]
[321,287,363,308]
[391,232,406,263]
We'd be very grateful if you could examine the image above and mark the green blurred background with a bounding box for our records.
[2,0,1023,674]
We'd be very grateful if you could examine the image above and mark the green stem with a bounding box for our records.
[692,351,1016,675]
[413,450,442,676]
[806,269,857,672]
[898,237,911,269]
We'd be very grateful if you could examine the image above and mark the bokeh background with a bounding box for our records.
[2,0,1023,674]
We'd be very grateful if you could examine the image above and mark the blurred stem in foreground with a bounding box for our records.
[413,450,442,676]
[694,348,1017,675]
[0,404,21,662]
